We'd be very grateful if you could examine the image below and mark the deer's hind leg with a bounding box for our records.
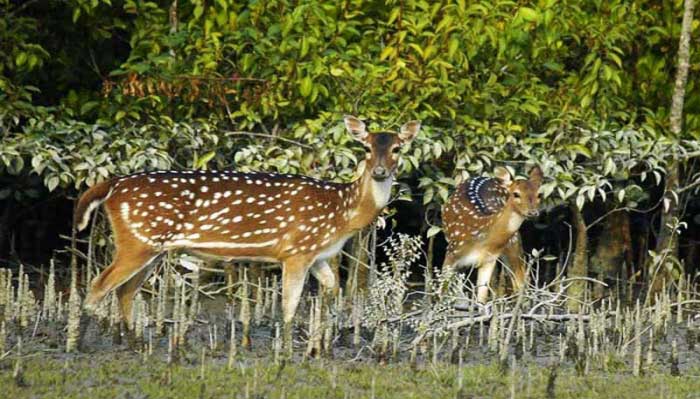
[116,255,162,329]
[476,258,498,303]
[310,260,337,291]
[85,239,160,319]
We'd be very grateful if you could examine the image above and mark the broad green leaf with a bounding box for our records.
[519,7,539,22]
[427,225,442,238]
[299,77,313,97]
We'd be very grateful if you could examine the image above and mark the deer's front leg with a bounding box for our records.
[476,258,498,303]
[281,255,313,352]
[282,257,312,324]
[438,250,459,297]
[502,232,526,292]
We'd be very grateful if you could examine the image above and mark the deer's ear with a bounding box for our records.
[529,166,543,186]
[494,166,513,186]
[344,115,368,143]
[399,120,421,144]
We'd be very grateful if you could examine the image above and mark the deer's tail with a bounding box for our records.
[74,179,115,231]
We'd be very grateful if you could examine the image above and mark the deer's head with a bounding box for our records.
[344,115,420,181]
[495,166,543,218]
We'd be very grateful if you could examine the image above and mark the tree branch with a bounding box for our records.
[222,131,313,149]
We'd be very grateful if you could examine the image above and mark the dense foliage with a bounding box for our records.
[2,0,697,194]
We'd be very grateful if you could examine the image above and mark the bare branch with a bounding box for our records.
[222,131,314,149]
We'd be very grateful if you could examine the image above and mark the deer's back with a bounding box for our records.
[442,176,509,248]
[102,170,354,260]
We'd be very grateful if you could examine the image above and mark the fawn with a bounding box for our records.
[74,116,420,331]
[441,166,542,302]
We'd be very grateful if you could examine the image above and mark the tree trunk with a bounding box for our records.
[0,202,11,257]
[590,211,633,301]
[669,0,695,136]
[169,0,178,34]
[651,0,695,297]
[568,204,588,311]
[345,229,370,297]
[651,161,680,297]
[247,261,265,302]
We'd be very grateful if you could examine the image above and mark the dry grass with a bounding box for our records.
[0,233,699,397]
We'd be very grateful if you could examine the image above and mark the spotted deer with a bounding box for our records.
[441,166,543,302]
[74,116,420,330]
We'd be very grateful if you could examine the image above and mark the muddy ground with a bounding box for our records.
[2,297,700,398]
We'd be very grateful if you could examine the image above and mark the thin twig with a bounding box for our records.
[222,131,313,149]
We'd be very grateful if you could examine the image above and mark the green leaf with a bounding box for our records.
[299,77,313,97]
[7,156,24,175]
[519,7,539,22]
[423,188,434,205]
[46,176,60,192]
[300,37,309,57]
[540,182,556,199]
[566,144,592,158]
[427,225,442,238]
[80,101,99,115]
[194,5,204,19]
[580,95,592,109]
[15,53,27,67]
[196,151,216,169]
[380,46,395,60]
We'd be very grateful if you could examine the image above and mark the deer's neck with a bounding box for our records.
[487,206,525,248]
[342,169,393,231]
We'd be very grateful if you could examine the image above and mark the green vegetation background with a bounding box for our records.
[2,0,698,204]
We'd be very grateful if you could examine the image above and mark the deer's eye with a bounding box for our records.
[391,146,401,154]
[513,192,521,199]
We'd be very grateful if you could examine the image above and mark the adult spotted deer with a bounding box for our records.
[441,166,542,302]
[74,116,420,332]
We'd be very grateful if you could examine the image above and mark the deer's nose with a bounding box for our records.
[527,209,540,218]
[372,166,390,180]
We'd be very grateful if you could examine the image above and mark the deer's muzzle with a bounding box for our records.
[527,209,540,218]
[371,166,391,181]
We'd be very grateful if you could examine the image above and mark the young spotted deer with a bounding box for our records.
[441,166,543,303]
[74,116,420,333]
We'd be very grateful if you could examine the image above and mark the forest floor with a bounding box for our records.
[2,295,700,399]
[1,350,700,398]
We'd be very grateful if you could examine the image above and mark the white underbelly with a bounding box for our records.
[316,235,352,261]
[456,249,496,268]
[187,250,279,264]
